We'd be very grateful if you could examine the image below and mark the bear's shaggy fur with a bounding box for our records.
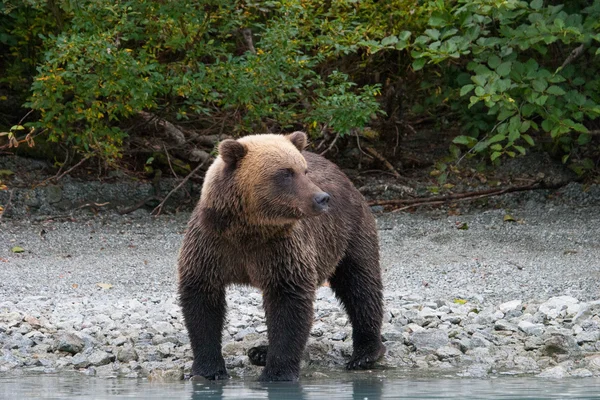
[177,132,384,381]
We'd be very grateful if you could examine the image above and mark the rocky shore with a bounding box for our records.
[1,182,600,381]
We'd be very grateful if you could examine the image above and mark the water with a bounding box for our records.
[2,373,600,400]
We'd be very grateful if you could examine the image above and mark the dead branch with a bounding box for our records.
[139,111,186,146]
[138,111,212,163]
[364,146,401,178]
[320,132,340,156]
[560,44,585,70]
[163,144,178,178]
[151,157,212,216]
[117,196,162,215]
[54,156,88,182]
[368,180,568,209]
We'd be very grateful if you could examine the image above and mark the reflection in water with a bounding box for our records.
[190,378,384,400]
[2,372,600,399]
[190,379,383,400]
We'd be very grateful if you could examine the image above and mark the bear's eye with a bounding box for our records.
[278,168,294,179]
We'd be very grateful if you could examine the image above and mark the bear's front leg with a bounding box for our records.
[179,282,228,380]
[259,285,315,382]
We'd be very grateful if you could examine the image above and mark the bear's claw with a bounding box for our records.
[248,345,268,366]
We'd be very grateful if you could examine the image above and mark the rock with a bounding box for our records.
[23,315,41,329]
[587,355,600,371]
[117,347,138,363]
[88,350,115,366]
[46,185,63,204]
[435,346,462,360]
[382,326,404,342]
[524,337,543,350]
[148,367,184,381]
[518,321,545,336]
[157,343,174,357]
[513,356,539,372]
[54,333,85,355]
[418,307,441,319]
[575,331,600,344]
[458,363,490,378]
[441,315,462,324]
[499,300,522,313]
[541,334,580,357]
[71,352,91,368]
[538,296,579,319]
[537,365,567,379]
[494,320,517,332]
[407,330,449,353]
[573,301,600,324]
[152,321,175,336]
[255,325,268,333]
[233,327,255,341]
[571,368,593,378]
[331,331,348,341]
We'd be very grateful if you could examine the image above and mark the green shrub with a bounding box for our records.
[410,0,600,171]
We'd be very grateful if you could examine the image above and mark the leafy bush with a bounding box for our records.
[410,0,600,171]
[1,0,599,171]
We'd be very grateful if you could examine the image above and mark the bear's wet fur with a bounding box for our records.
[177,132,385,382]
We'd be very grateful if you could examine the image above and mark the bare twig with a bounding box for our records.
[320,132,340,156]
[0,189,14,221]
[364,147,401,178]
[52,151,70,181]
[17,109,35,125]
[163,144,179,179]
[560,44,585,70]
[55,157,88,182]
[151,158,212,216]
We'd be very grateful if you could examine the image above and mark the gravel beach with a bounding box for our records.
[1,182,599,381]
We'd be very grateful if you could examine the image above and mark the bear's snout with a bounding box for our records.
[312,192,330,213]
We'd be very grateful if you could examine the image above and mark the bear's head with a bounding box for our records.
[203,132,330,226]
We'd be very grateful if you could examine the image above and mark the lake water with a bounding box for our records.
[2,372,600,399]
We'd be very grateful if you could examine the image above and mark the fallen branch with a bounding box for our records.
[368,180,567,209]
[138,111,212,163]
[364,147,401,179]
[117,196,162,215]
[151,157,212,216]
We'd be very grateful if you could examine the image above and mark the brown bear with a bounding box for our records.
[177,131,385,382]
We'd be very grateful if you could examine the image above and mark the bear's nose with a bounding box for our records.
[313,192,330,211]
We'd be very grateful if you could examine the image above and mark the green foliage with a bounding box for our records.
[1,0,599,168]
[410,0,600,169]
[14,0,387,158]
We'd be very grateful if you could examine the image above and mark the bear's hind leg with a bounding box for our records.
[329,240,385,370]
[179,282,229,380]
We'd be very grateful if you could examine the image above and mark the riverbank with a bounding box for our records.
[1,182,599,380]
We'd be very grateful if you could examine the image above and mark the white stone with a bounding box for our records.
[537,365,567,379]
[539,296,579,319]
[499,300,522,313]
[518,320,545,336]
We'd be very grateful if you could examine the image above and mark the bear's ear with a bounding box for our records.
[219,139,247,166]
[286,131,307,151]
